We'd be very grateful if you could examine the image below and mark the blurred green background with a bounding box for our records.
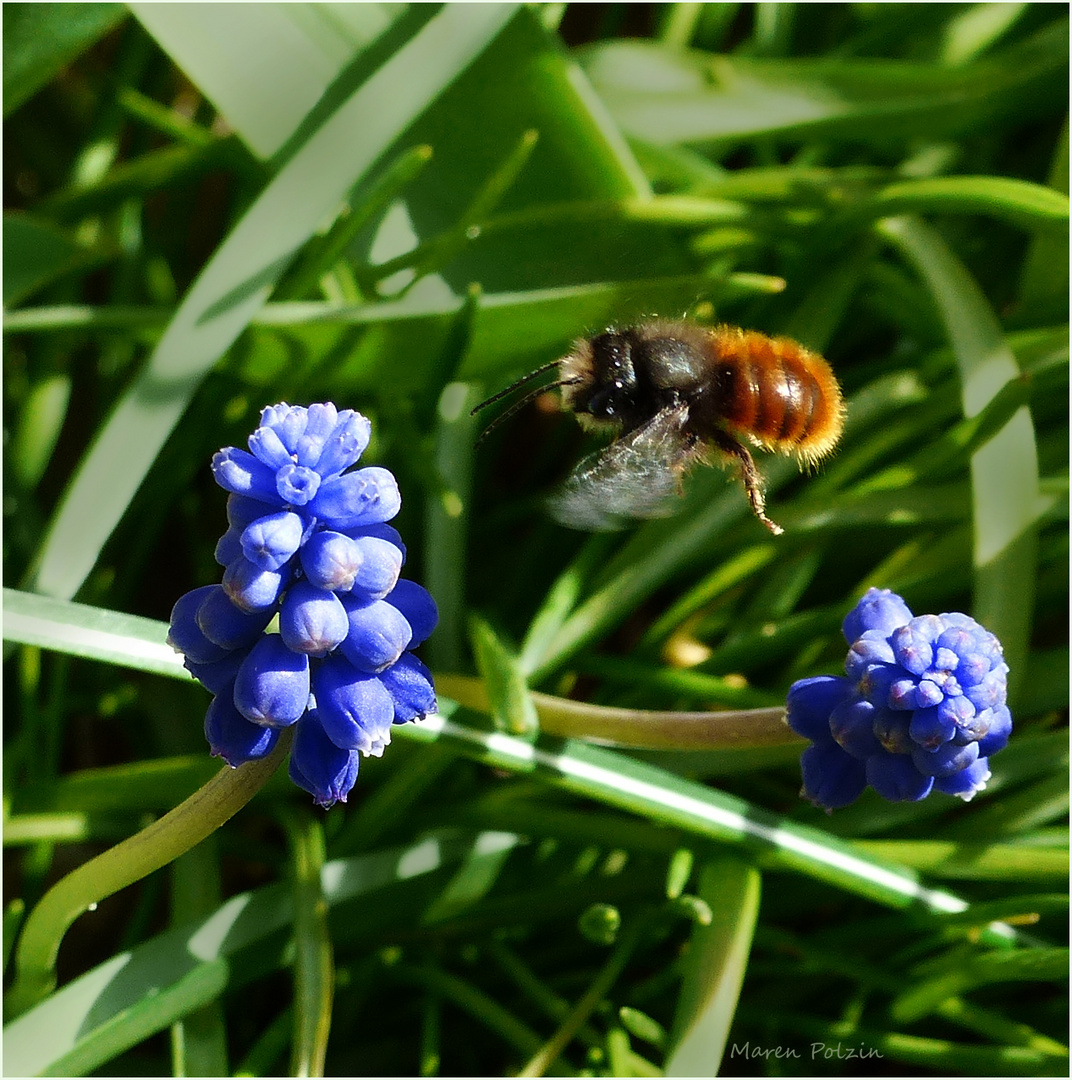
[3,4,1068,1077]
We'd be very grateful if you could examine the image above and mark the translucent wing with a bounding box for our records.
[547,404,695,531]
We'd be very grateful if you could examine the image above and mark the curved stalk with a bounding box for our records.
[5,731,292,1017]
[435,673,799,750]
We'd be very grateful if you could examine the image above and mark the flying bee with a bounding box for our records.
[472,320,844,535]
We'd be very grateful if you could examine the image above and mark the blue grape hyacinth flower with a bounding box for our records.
[786,588,1010,811]
[168,403,438,808]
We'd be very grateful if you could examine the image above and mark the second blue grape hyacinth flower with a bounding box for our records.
[787,588,1011,811]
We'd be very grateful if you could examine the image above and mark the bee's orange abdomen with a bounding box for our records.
[709,328,843,462]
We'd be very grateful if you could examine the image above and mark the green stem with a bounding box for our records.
[5,731,292,1017]
[280,809,333,1078]
[435,673,796,750]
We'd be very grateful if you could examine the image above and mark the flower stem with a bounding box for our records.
[5,730,292,1018]
[434,672,798,750]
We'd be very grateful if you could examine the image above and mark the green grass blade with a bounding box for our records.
[665,856,761,1076]
[3,212,112,306]
[130,4,407,158]
[281,812,334,1078]
[865,176,1069,232]
[469,615,539,738]
[581,23,1067,146]
[3,3,126,117]
[876,216,1043,701]
[3,587,187,679]
[891,948,1071,1024]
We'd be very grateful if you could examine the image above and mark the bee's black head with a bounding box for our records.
[558,330,641,427]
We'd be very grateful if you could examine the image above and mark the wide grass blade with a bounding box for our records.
[876,216,1043,699]
[29,6,519,602]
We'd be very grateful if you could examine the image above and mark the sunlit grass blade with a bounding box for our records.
[168,842,228,1078]
[129,4,409,158]
[3,587,186,679]
[665,856,760,1077]
[876,216,1043,702]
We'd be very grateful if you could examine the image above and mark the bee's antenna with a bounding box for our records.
[474,377,583,446]
[470,360,564,416]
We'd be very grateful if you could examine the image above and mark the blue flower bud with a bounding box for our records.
[212,447,279,503]
[311,467,401,529]
[908,704,956,750]
[195,585,273,651]
[279,580,349,656]
[866,752,933,802]
[247,421,295,471]
[786,676,852,741]
[379,652,437,722]
[915,679,945,709]
[205,691,280,767]
[976,705,1012,756]
[911,739,979,778]
[800,743,866,811]
[293,403,344,467]
[349,536,403,600]
[338,596,412,673]
[184,648,247,695]
[789,590,1011,810]
[227,493,276,528]
[888,676,919,710]
[312,410,371,477]
[215,527,243,567]
[240,510,305,571]
[258,403,303,440]
[873,709,912,754]
[348,522,407,563]
[842,587,914,644]
[222,556,288,612]
[168,586,232,664]
[954,648,989,686]
[233,635,310,728]
[275,463,321,506]
[384,579,438,646]
[300,530,364,592]
[289,710,360,808]
[965,670,1007,711]
[891,617,941,676]
[829,696,883,759]
[312,653,395,755]
[933,757,992,799]
[845,629,895,681]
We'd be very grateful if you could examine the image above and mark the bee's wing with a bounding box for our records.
[548,404,694,531]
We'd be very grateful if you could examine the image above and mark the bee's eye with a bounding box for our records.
[587,386,620,418]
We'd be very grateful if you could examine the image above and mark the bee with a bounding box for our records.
[472,320,844,535]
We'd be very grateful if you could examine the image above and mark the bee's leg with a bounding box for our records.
[710,431,784,535]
